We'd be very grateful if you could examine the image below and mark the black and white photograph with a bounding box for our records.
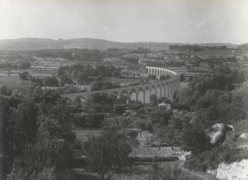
[0,0,248,179]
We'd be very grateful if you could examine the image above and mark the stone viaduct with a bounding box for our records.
[61,66,180,104]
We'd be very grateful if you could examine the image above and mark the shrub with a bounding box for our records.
[73,114,88,127]
[89,113,105,127]
[184,145,241,171]
[19,62,31,69]
[184,154,208,172]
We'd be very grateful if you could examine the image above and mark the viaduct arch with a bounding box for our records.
[61,66,180,104]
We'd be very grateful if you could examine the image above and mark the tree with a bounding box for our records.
[1,96,39,176]
[19,71,29,81]
[57,66,69,76]
[37,100,76,142]
[30,76,42,85]
[84,129,132,180]
[0,96,11,177]
[112,71,120,77]
[90,81,120,91]
[181,123,211,155]
[33,86,43,97]
[160,75,166,80]
[1,85,77,179]
[180,74,185,82]
[43,77,59,86]
[19,62,31,69]
[195,105,219,128]
[0,85,10,96]
[10,139,73,179]
[114,104,126,115]
[7,97,39,156]
[150,75,156,80]
[150,94,158,106]
[59,75,74,85]
[149,108,172,127]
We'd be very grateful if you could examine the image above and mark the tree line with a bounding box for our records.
[169,45,228,51]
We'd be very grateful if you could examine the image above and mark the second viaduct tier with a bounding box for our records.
[61,66,180,104]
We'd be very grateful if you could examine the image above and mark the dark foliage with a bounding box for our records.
[181,122,212,155]
[19,71,29,81]
[184,145,241,172]
[84,128,132,180]
[19,62,31,69]
[90,80,120,91]
[0,90,77,179]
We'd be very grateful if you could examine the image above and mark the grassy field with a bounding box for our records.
[0,76,22,85]
[0,57,74,85]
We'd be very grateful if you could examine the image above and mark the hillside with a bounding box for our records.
[0,38,238,50]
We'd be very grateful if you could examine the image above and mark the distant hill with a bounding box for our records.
[0,38,239,50]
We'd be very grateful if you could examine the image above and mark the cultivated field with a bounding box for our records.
[0,57,75,85]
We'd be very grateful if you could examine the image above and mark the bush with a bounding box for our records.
[103,116,133,129]
[89,113,105,127]
[73,114,88,127]
[19,62,31,69]
[184,145,241,172]
[73,113,105,128]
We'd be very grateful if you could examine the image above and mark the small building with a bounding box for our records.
[72,84,91,92]
[144,106,155,113]
[138,60,148,66]
[103,58,124,63]
[120,82,131,87]
[158,102,171,109]
[41,86,59,90]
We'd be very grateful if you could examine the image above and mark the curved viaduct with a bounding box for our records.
[61,66,180,104]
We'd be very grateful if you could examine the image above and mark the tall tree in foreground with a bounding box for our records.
[84,128,132,180]
[181,122,212,155]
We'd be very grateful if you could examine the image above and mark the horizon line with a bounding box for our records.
[0,37,246,45]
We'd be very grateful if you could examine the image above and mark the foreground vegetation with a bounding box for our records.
[1,64,248,179]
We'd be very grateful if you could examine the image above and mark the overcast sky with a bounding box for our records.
[0,0,247,44]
